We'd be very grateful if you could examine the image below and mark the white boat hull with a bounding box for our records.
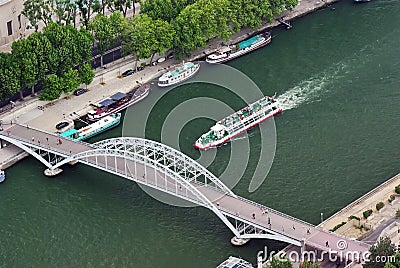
[194,108,282,150]
[158,63,200,87]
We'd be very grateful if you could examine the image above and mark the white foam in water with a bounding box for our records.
[277,64,345,111]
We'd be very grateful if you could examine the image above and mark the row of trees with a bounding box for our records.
[22,0,139,30]
[140,0,297,57]
[0,23,94,101]
[90,0,299,67]
[1,0,299,102]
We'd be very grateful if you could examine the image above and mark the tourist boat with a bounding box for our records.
[87,84,150,121]
[216,256,254,268]
[353,0,370,2]
[206,31,272,64]
[194,96,282,150]
[0,170,5,183]
[158,61,200,87]
[60,113,121,141]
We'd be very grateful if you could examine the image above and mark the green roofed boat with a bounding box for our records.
[206,31,272,64]
[60,113,121,141]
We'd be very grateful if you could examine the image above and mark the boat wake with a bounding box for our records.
[277,64,345,111]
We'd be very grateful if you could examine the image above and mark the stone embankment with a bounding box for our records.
[1,0,338,170]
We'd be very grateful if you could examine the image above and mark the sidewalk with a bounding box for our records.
[0,0,339,169]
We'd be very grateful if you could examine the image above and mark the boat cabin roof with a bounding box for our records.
[238,35,260,49]
[211,124,225,132]
[99,99,116,107]
[111,92,127,100]
[60,129,78,137]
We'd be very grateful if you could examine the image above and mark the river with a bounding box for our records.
[1,1,399,267]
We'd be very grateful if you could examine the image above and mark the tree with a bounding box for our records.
[39,74,63,100]
[385,252,400,268]
[43,23,93,74]
[61,68,80,93]
[0,53,20,101]
[22,0,53,31]
[76,0,96,28]
[172,4,206,57]
[149,19,174,64]
[364,237,396,268]
[27,32,53,91]
[123,14,154,70]
[106,0,139,17]
[89,14,115,67]
[78,63,95,87]
[140,0,195,22]
[11,39,39,100]
[53,0,78,26]
[266,256,293,268]
[110,11,127,42]
[300,261,320,268]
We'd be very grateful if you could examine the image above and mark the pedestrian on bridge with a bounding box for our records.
[252,213,256,220]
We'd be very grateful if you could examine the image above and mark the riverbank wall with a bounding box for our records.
[0,0,342,171]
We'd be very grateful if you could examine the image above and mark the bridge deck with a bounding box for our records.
[0,124,369,260]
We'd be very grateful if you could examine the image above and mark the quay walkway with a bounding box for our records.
[0,124,369,263]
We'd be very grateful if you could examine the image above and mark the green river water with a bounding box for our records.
[1,1,399,267]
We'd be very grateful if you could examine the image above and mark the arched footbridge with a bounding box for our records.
[0,124,369,262]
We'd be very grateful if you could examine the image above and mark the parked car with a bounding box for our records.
[56,121,69,130]
[167,52,174,59]
[157,57,166,63]
[73,88,87,96]
[137,66,145,71]
[122,69,135,77]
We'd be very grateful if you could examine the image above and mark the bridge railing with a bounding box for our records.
[1,132,70,156]
[236,195,316,228]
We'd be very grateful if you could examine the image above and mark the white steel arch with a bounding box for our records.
[93,137,236,197]
[0,131,306,245]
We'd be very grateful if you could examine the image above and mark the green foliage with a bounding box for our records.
[89,14,115,55]
[76,0,96,28]
[12,38,39,99]
[53,0,78,25]
[78,63,95,86]
[61,68,80,93]
[140,0,195,22]
[1,23,94,102]
[348,215,361,221]
[376,202,385,211]
[265,256,293,268]
[363,209,373,219]
[0,53,20,100]
[364,237,396,268]
[89,12,126,66]
[395,185,400,194]
[329,221,347,232]
[384,252,400,268]
[106,0,139,17]
[123,14,154,68]
[149,19,175,63]
[22,0,53,31]
[300,261,320,268]
[389,195,396,203]
[40,74,63,100]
